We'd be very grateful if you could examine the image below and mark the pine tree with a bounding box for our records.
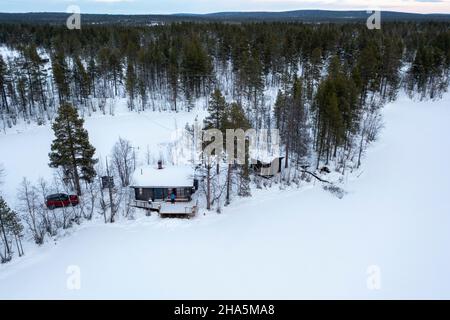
[314,78,340,167]
[228,102,252,197]
[181,35,212,98]
[0,55,9,115]
[204,88,228,176]
[49,103,98,195]
[73,56,90,104]
[357,43,381,103]
[109,49,122,97]
[204,89,227,130]
[8,208,24,258]
[0,196,11,262]
[87,58,97,98]
[126,62,137,111]
[0,196,24,263]
[274,77,309,169]
[52,49,70,104]
[16,76,29,120]
[168,48,179,112]
[290,77,310,165]
[305,47,323,100]
[138,77,147,111]
[23,45,48,116]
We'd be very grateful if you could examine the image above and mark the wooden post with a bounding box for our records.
[106,157,115,223]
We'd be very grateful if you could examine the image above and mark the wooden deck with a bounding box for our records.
[130,199,197,218]
[159,203,198,219]
[130,200,161,212]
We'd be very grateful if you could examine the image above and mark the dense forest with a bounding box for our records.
[1,11,450,25]
[1,22,449,170]
[0,20,450,263]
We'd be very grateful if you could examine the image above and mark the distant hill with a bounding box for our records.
[0,10,449,25]
[196,10,450,22]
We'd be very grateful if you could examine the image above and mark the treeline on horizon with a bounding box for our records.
[0,21,449,170]
[1,11,450,25]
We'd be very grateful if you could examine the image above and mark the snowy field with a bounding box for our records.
[0,93,449,299]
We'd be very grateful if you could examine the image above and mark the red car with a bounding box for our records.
[46,193,79,210]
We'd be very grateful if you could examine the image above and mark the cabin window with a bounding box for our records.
[176,188,188,198]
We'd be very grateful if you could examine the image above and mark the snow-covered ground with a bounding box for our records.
[0,101,206,205]
[0,93,449,299]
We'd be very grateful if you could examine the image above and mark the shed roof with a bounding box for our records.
[250,155,284,164]
[131,165,194,188]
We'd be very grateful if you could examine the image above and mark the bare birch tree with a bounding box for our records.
[111,137,134,187]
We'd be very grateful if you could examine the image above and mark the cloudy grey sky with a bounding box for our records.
[0,0,449,14]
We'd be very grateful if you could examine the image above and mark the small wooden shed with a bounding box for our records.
[251,156,284,177]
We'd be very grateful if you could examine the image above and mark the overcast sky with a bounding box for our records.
[0,0,449,14]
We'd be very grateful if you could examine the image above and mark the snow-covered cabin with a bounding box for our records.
[250,156,284,177]
[130,163,197,202]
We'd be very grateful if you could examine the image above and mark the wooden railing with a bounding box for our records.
[129,200,161,211]
[130,200,198,218]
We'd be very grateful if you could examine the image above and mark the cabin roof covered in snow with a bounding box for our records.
[131,165,194,188]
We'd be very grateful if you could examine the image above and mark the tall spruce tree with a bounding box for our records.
[274,77,309,168]
[228,102,252,197]
[23,45,48,115]
[0,55,9,115]
[204,89,227,130]
[204,89,228,175]
[126,62,137,111]
[52,49,70,104]
[49,103,98,195]
[0,196,11,262]
[73,56,90,104]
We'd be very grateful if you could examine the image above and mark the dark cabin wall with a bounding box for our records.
[133,187,193,201]
[134,188,153,201]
